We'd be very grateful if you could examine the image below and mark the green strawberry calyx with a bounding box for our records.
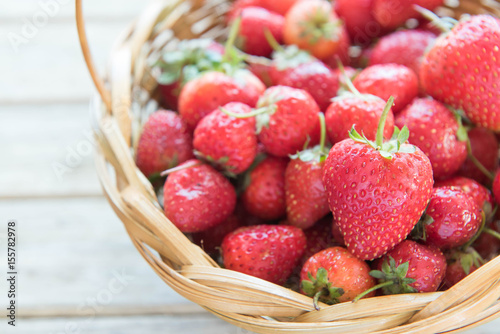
[448,248,484,276]
[220,104,278,134]
[264,29,314,71]
[299,8,343,45]
[301,267,345,310]
[349,96,416,159]
[290,112,329,163]
[353,256,417,302]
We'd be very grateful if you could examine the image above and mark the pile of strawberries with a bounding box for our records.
[135,0,500,306]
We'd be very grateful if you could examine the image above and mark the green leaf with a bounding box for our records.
[369,270,386,280]
[391,126,401,140]
[395,261,410,278]
[460,255,473,275]
[398,144,416,154]
[397,126,410,144]
[379,150,393,159]
[348,126,367,143]
[456,125,468,142]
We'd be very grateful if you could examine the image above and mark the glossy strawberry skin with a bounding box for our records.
[178,71,265,131]
[376,240,446,293]
[457,127,499,185]
[299,216,338,265]
[163,160,236,233]
[323,140,434,260]
[193,102,257,174]
[425,186,482,250]
[241,156,288,221]
[420,15,500,131]
[353,64,418,114]
[234,7,285,57]
[372,0,444,30]
[278,61,340,111]
[325,95,394,145]
[222,224,306,285]
[395,98,467,180]
[334,0,385,45]
[369,30,436,87]
[285,159,330,229]
[435,176,493,215]
[300,247,376,302]
[135,110,194,178]
[257,86,320,157]
[493,170,500,206]
[192,215,242,256]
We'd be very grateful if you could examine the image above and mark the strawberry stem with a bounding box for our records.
[353,281,393,302]
[484,227,500,241]
[375,96,395,148]
[264,28,284,52]
[160,160,202,177]
[466,139,494,182]
[220,105,276,119]
[224,16,241,62]
[336,59,362,97]
[462,210,486,251]
[318,112,326,153]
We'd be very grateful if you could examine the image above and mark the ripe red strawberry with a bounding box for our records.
[325,94,394,145]
[299,216,338,264]
[301,247,375,306]
[256,86,320,157]
[492,170,500,206]
[372,0,444,30]
[263,0,301,16]
[222,224,306,285]
[267,45,315,86]
[283,0,349,61]
[442,248,483,289]
[435,176,493,217]
[284,114,330,229]
[163,160,236,233]
[191,215,242,256]
[156,39,225,110]
[473,220,500,260]
[135,110,193,179]
[353,64,419,114]
[369,240,446,294]
[233,7,285,57]
[278,61,340,111]
[193,102,257,174]
[424,186,482,250]
[420,15,500,131]
[241,156,288,221]
[394,98,467,180]
[178,70,265,131]
[334,0,385,45]
[323,98,434,260]
[457,127,499,186]
[369,30,436,88]
[226,0,262,22]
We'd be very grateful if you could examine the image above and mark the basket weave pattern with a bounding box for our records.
[77,0,500,332]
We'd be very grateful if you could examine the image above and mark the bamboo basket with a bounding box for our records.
[76,0,500,332]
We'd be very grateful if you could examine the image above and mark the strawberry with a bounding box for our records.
[301,247,376,307]
[457,127,499,186]
[394,98,467,180]
[283,0,349,61]
[369,30,436,87]
[372,0,444,30]
[442,248,483,289]
[299,216,338,265]
[435,176,493,217]
[178,70,265,131]
[331,217,345,246]
[334,0,385,45]
[284,113,330,229]
[255,86,320,157]
[193,102,257,174]
[420,15,500,131]
[221,224,306,285]
[353,64,419,114]
[262,0,301,16]
[278,60,340,111]
[266,45,315,86]
[155,39,225,110]
[473,220,500,260]
[492,170,500,206]
[424,186,482,250]
[226,0,262,22]
[135,110,193,179]
[367,240,446,295]
[323,98,434,260]
[241,156,288,221]
[191,215,242,256]
[232,7,285,57]
[325,90,394,145]
[163,160,236,233]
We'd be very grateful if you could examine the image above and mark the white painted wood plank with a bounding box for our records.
[1,0,146,21]
[0,20,135,103]
[0,104,102,197]
[4,314,248,334]
[0,198,190,311]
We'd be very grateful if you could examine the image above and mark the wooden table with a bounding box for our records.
[1,1,498,333]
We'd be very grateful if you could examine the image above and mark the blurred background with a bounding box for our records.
[0,0,497,333]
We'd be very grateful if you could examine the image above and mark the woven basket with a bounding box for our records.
[76,0,500,332]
